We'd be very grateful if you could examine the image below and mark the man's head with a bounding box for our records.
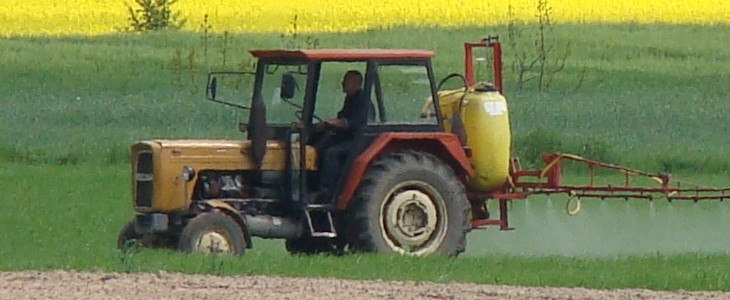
[341,70,363,96]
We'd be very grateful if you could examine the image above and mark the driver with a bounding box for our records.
[315,70,370,195]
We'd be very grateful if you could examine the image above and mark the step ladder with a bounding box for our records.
[303,204,337,238]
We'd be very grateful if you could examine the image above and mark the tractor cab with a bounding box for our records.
[205,49,447,204]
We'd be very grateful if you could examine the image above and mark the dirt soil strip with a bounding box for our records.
[2,271,729,300]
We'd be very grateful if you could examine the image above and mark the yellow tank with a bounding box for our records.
[430,84,511,191]
[431,88,465,133]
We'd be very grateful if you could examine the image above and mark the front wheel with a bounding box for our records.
[346,151,470,256]
[178,211,246,255]
[117,219,147,250]
[117,218,176,250]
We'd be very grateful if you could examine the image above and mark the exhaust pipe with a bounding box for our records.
[244,215,302,239]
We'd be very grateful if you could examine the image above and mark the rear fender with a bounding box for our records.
[197,200,253,248]
[335,132,473,210]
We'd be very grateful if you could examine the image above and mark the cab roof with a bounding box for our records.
[249,49,434,62]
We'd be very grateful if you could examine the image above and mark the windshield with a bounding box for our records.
[261,63,308,125]
[207,63,308,126]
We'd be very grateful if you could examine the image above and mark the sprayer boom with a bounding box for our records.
[470,153,730,231]
[511,153,730,201]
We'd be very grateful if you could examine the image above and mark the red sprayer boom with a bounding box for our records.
[471,152,730,231]
[512,153,730,201]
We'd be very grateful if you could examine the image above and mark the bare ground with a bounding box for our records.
[2,271,729,300]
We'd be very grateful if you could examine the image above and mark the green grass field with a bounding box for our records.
[2,24,729,171]
[1,24,730,290]
[1,162,730,290]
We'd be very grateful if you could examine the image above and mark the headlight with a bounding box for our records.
[181,166,196,182]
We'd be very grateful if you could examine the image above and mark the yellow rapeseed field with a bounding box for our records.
[1,0,728,36]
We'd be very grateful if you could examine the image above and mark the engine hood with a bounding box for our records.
[151,139,285,150]
[134,139,316,171]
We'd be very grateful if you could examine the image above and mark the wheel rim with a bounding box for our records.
[380,180,447,255]
[194,231,232,253]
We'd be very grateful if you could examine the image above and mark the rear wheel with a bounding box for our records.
[285,236,340,255]
[178,211,246,255]
[346,151,470,256]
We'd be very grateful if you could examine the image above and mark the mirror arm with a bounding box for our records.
[207,98,251,110]
[280,97,303,109]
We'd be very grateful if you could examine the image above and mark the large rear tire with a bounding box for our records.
[178,211,246,255]
[285,236,340,255]
[346,151,470,256]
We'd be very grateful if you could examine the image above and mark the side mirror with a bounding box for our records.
[207,77,218,101]
[280,73,297,99]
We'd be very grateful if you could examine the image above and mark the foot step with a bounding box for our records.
[304,204,336,238]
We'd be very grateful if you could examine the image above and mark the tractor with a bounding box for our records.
[118,36,510,256]
[118,37,730,257]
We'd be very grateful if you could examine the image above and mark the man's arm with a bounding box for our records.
[330,94,369,134]
[321,118,346,129]
[322,93,370,133]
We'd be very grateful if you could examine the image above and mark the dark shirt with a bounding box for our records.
[335,89,370,138]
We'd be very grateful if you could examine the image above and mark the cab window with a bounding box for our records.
[372,63,436,125]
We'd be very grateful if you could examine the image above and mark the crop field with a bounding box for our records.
[1,0,730,36]
[1,0,730,296]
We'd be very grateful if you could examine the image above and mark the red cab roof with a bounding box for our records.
[249,49,434,61]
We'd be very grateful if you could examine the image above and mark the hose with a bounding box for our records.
[566,191,581,216]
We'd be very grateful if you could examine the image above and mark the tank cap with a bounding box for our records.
[473,82,499,92]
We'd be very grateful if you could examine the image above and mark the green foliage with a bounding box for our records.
[206,253,226,275]
[570,137,615,163]
[1,25,729,174]
[506,0,574,91]
[118,242,141,273]
[513,129,563,167]
[0,146,39,164]
[657,153,730,174]
[513,129,616,172]
[126,0,186,32]
[280,14,321,50]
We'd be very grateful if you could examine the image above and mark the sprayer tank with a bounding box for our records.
[436,87,511,191]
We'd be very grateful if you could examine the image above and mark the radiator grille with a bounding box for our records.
[134,151,153,208]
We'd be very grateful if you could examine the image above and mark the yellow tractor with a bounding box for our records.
[117,37,524,256]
